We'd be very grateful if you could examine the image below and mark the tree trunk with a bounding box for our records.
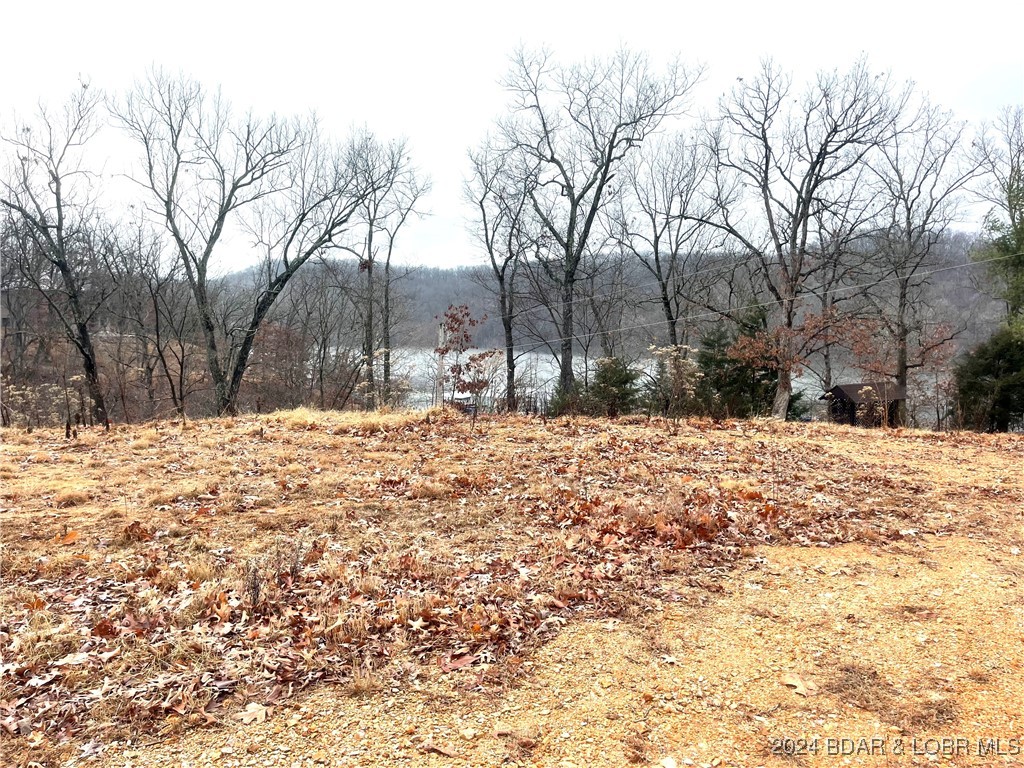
[222,283,291,416]
[659,279,679,347]
[558,272,576,398]
[363,260,376,411]
[316,342,328,409]
[771,367,792,420]
[79,341,108,425]
[499,283,516,412]
[193,287,230,415]
[56,260,108,424]
[381,260,392,406]
[821,295,834,391]
[771,300,795,419]
[895,280,909,426]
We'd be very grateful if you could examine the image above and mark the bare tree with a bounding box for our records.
[696,58,908,417]
[856,100,980,422]
[497,47,702,401]
[577,249,644,363]
[290,259,364,409]
[972,105,1024,318]
[466,141,533,410]
[116,71,370,415]
[802,167,879,391]
[610,132,716,348]
[105,222,207,419]
[342,131,428,409]
[1,85,113,424]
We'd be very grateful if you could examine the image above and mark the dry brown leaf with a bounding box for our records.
[440,653,476,673]
[53,652,91,666]
[123,521,154,542]
[781,671,818,697]
[54,530,79,545]
[421,737,458,758]
[91,619,118,638]
[236,702,271,725]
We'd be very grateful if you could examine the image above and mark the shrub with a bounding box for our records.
[954,323,1024,432]
[644,346,700,418]
[695,323,776,418]
[588,357,640,418]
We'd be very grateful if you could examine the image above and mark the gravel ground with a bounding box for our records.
[65,534,1023,768]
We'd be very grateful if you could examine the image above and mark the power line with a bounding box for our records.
[509,250,748,319]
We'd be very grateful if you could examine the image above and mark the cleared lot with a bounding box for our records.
[1,411,1021,766]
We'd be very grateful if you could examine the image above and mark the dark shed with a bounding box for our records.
[820,382,907,427]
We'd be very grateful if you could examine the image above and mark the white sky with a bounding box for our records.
[2,0,1022,269]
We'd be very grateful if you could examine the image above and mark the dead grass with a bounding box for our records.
[343,663,384,697]
[824,662,960,732]
[53,489,90,508]
[623,726,651,763]
[823,662,898,714]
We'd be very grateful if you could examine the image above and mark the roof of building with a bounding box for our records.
[820,382,907,403]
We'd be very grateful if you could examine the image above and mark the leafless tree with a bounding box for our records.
[610,132,718,348]
[695,58,909,417]
[497,47,702,400]
[276,259,364,410]
[466,140,534,410]
[857,100,980,422]
[971,105,1024,318]
[1,85,114,424]
[802,167,878,391]
[115,71,371,415]
[341,131,429,409]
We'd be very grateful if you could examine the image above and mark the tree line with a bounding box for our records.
[2,52,1022,430]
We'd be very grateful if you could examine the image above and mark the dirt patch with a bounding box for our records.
[43,536,1023,768]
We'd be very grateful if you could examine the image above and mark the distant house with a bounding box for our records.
[820,382,907,427]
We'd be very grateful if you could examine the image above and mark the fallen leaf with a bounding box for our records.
[781,672,818,697]
[421,737,458,757]
[123,520,154,542]
[53,652,91,666]
[440,653,476,673]
[91,618,118,638]
[236,702,271,725]
[54,530,79,545]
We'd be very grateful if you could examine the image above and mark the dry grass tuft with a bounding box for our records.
[343,663,384,697]
[408,479,450,500]
[823,662,897,714]
[54,489,90,508]
[623,727,650,763]
[824,662,960,731]
[898,692,959,729]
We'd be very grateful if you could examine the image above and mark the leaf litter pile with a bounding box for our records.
[0,410,1021,767]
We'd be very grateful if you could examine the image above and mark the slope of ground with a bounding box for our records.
[1,411,1021,767]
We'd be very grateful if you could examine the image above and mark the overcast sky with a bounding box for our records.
[2,0,1021,268]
